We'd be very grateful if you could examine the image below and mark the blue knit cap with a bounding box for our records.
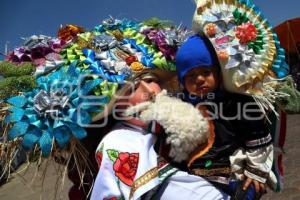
[176,34,218,84]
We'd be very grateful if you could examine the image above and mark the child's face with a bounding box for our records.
[184,66,219,97]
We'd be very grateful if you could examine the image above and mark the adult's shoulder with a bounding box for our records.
[101,128,139,143]
[99,124,155,152]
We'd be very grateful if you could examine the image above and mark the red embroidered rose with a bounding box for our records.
[96,151,103,168]
[113,152,139,186]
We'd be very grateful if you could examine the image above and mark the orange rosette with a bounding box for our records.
[58,24,85,42]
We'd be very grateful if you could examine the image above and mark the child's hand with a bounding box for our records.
[242,175,267,194]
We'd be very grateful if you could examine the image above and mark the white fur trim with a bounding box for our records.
[129,90,210,162]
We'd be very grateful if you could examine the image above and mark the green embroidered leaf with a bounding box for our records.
[106,149,119,162]
[205,160,212,168]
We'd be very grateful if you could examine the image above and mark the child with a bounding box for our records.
[172,34,276,200]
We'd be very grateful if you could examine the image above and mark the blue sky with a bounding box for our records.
[1,0,299,59]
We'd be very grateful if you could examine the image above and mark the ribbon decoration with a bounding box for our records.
[136,36,178,70]
[238,0,264,17]
[204,23,218,37]
[7,46,53,64]
[247,29,265,54]
[235,22,258,45]
[21,35,66,54]
[63,37,135,76]
[34,53,64,76]
[96,80,118,98]
[233,8,249,25]
[93,18,140,34]
[48,38,67,52]
[226,44,265,87]
[196,1,290,90]
[7,35,66,63]
[272,35,289,78]
[76,32,95,49]
[152,51,176,71]
[22,35,52,49]
[233,7,266,54]
[78,31,137,81]
[142,28,174,59]
[123,28,138,38]
[132,32,147,45]
[5,64,108,156]
[91,34,118,51]
[109,29,124,41]
[92,18,186,72]
[82,48,127,83]
[225,44,257,69]
[2,17,206,159]
[118,18,141,31]
[6,35,67,77]
[60,43,87,66]
[95,22,157,68]
[122,38,155,68]
[232,2,288,77]
[6,47,32,63]
[141,27,190,69]
[58,24,85,42]
[202,6,235,32]
[101,17,122,30]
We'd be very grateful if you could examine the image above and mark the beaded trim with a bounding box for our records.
[128,162,178,199]
[245,133,272,147]
[129,167,158,199]
[192,167,231,177]
[245,165,269,178]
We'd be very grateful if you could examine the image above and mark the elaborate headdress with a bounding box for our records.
[192,0,290,115]
[0,17,190,187]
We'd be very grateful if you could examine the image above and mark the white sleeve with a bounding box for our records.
[90,139,123,200]
[243,144,274,183]
[91,127,160,200]
[230,144,278,189]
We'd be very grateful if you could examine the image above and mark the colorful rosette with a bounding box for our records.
[58,24,85,42]
[5,35,65,76]
[0,18,187,187]
[192,0,289,113]
[91,17,192,71]
[4,65,108,156]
